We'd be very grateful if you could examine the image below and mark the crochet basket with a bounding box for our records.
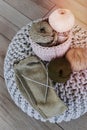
[29,26,72,61]
[4,19,87,123]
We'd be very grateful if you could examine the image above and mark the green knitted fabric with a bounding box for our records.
[13,55,67,118]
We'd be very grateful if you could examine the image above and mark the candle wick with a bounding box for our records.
[58,10,65,15]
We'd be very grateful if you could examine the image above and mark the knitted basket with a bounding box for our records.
[4,19,87,123]
[29,19,72,61]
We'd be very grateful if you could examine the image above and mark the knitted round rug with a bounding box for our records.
[4,19,87,123]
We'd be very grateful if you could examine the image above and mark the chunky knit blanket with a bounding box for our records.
[4,19,87,123]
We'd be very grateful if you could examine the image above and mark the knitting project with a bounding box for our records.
[4,19,87,123]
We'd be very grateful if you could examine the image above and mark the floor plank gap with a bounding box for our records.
[42,4,56,18]
[56,123,65,130]
[0,75,4,80]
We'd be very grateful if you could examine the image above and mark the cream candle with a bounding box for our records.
[49,8,75,43]
[49,8,75,32]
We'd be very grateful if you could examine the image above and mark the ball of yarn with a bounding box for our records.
[66,47,87,72]
[48,57,72,83]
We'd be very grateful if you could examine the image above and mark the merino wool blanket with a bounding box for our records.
[13,55,67,118]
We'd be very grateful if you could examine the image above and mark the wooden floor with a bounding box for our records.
[0,0,87,130]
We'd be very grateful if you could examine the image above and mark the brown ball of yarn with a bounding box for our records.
[66,48,87,72]
[48,57,72,83]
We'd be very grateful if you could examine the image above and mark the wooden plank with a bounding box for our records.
[76,0,87,8]
[53,0,87,29]
[0,0,31,28]
[75,18,87,30]
[0,77,9,95]
[0,16,19,40]
[0,117,13,130]
[0,35,10,77]
[59,114,87,130]
[43,6,57,18]
[3,0,55,20]
[31,0,55,10]
[45,122,63,130]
